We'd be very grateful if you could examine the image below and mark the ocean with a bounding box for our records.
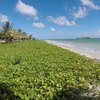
[47,38,100,60]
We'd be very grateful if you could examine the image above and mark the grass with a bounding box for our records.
[0,41,100,100]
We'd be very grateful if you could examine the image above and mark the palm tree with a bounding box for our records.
[0,21,33,42]
[1,21,13,43]
[29,35,34,40]
[18,28,23,33]
[2,21,13,33]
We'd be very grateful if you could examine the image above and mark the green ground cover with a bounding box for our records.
[0,41,100,100]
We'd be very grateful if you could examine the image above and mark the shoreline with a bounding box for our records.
[45,40,100,61]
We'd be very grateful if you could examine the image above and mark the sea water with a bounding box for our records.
[52,38,100,60]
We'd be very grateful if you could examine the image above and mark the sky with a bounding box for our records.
[0,0,100,39]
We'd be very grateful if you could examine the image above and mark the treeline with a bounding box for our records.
[0,21,35,43]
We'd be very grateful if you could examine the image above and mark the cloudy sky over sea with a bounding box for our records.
[0,0,100,39]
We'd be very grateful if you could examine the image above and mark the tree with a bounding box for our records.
[0,32,4,39]
[29,35,33,40]
[0,21,35,42]
[1,21,13,43]
[18,28,23,33]
[2,21,13,33]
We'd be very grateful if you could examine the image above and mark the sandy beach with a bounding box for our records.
[46,40,100,60]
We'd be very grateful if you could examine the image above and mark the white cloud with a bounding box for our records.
[50,27,61,33]
[16,0,37,17]
[33,15,39,21]
[81,0,100,10]
[50,27,56,32]
[0,14,8,23]
[73,7,87,19]
[98,30,100,33]
[47,16,76,26]
[94,30,100,36]
[86,30,100,38]
[32,22,45,28]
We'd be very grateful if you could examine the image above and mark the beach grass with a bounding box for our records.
[0,41,100,99]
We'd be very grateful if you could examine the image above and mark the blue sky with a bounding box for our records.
[0,0,100,39]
